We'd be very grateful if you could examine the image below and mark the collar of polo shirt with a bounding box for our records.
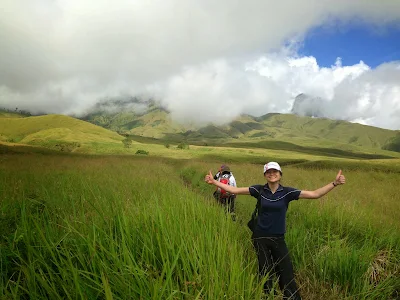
[264,183,283,192]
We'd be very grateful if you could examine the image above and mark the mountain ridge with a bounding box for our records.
[79,107,400,153]
[2,108,400,154]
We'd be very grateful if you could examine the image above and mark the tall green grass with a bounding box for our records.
[1,154,399,299]
[1,155,266,299]
[181,161,400,299]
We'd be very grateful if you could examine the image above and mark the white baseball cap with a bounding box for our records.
[263,162,282,174]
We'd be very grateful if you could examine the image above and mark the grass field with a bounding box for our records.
[1,144,399,299]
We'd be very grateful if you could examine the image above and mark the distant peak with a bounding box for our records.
[292,93,326,118]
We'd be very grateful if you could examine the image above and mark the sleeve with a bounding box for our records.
[285,187,301,202]
[249,185,263,199]
[229,175,237,187]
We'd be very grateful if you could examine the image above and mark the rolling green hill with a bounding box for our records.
[82,108,192,138]
[255,113,396,148]
[81,108,400,154]
[0,111,26,118]
[2,107,399,156]
[0,114,125,152]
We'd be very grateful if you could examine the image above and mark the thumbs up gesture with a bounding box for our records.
[334,170,346,186]
[204,170,214,184]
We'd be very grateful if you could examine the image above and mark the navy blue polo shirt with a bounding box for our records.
[249,184,301,236]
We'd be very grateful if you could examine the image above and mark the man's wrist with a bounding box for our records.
[332,182,338,187]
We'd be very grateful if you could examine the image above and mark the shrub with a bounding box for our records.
[54,142,80,152]
[135,149,149,155]
[122,138,133,148]
[177,142,189,150]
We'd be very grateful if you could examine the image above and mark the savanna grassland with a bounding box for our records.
[1,144,399,300]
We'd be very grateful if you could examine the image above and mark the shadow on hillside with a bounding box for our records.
[0,143,67,155]
[124,134,395,160]
[222,141,395,160]
[293,160,400,173]
[196,154,308,166]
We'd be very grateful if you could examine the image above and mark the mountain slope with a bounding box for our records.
[0,111,25,118]
[0,114,124,151]
[254,113,396,149]
[83,108,194,138]
[81,109,400,154]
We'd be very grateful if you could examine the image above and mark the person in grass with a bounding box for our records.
[204,161,346,299]
[212,164,237,219]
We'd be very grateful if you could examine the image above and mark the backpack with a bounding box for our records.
[215,173,232,199]
[247,186,262,232]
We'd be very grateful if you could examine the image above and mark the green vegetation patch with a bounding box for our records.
[293,159,400,173]
[383,132,400,153]
[223,140,395,160]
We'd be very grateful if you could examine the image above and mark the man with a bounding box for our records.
[213,165,237,219]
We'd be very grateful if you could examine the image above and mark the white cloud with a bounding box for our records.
[158,60,288,125]
[0,0,400,128]
[156,54,400,129]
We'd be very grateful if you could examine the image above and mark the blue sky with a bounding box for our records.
[299,23,400,68]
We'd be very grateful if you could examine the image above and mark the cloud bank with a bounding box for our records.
[158,55,400,130]
[1,0,400,129]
